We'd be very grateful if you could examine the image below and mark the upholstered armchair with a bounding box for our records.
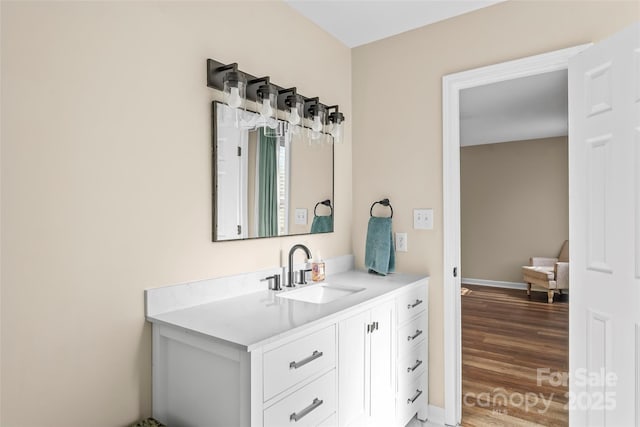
[522,240,569,303]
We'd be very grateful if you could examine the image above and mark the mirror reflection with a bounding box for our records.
[213,102,334,241]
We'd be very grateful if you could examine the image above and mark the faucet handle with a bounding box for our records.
[261,274,281,291]
[295,268,313,285]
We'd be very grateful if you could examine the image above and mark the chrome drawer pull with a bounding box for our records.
[290,397,323,422]
[407,329,423,341]
[407,389,423,405]
[407,299,423,309]
[289,350,323,370]
[407,359,423,373]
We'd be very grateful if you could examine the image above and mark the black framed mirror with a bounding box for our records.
[212,102,334,241]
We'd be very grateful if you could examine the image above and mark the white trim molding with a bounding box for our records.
[461,277,527,290]
[632,323,640,427]
[442,43,591,427]
[426,404,445,426]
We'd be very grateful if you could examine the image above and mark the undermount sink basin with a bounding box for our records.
[277,283,365,304]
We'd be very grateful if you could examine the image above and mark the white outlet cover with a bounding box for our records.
[295,208,307,225]
[395,232,408,252]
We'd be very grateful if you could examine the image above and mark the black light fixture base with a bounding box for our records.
[206,58,339,121]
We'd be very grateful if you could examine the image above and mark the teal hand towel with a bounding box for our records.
[311,215,333,233]
[365,216,395,275]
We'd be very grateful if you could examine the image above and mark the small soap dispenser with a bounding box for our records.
[311,252,326,282]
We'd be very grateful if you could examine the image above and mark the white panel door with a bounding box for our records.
[215,105,248,240]
[369,300,395,426]
[569,23,640,427]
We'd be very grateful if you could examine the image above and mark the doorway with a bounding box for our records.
[458,68,570,424]
[442,44,591,426]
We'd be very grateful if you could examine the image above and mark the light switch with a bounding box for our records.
[295,208,307,225]
[413,208,433,230]
[395,232,408,252]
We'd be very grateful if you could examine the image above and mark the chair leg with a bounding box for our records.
[547,290,554,304]
[527,283,531,297]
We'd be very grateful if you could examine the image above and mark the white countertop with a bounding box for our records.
[147,270,427,351]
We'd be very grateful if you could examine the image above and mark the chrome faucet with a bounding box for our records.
[287,244,311,287]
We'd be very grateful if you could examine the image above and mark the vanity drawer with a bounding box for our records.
[397,312,427,357]
[263,325,336,401]
[397,341,428,392]
[397,285,427,324]
[397,372,428,427]
[264,369,336,427]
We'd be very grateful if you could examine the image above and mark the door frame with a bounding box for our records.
[442,43,591,426]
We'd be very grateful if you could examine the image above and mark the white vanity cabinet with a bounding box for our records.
[153,322,338,427]
[258,324,338,426]
[337,281,429,427]
[147,270,429,427]
[338,299,396,427]
[395,283,429,425]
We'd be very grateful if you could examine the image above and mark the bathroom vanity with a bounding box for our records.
[146,260,428,427]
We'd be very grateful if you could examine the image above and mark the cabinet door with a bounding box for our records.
[369,300,396,426]
[338,311,369,427]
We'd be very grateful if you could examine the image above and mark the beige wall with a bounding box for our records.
[352,0,638,408]
[288,135,333,235]
[461,137,569,283]
[0,2,351,425]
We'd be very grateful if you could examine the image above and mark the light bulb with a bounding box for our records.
[311,130,322,141]
[331,122,343,143]
[238,109,257,128]
[228,87,242,109]
[288,106,301,126]
[266,117,278,130]
[325,122,334,134]
[290,123,301,136]
[312,115,323,132]
[260,98,273,118]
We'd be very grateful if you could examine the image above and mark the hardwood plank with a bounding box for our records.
[461,285,568,426]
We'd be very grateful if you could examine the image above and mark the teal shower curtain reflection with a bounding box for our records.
[258,128,278,237]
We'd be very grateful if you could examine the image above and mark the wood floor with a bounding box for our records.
[461,285,568,426]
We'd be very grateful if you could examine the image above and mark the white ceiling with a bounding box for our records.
[286,0,505,48]
[460,70,569,147]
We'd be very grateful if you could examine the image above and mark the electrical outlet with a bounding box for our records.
[395,232,408,252]
[295,208,307,225]
[413,208,433,230]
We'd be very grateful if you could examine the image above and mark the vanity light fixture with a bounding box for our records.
[218,65,246,110]
[207,61,246,110]
[250,77,278,129]
[327,105,345,144]
[206,58,345,142]
[308,99,326,133]
[280,88,305,127]
[305,98,326,141]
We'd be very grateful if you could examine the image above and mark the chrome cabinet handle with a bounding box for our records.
[407,329,423,341]
[366,322,379,334]
[407,359,423,373]
[290,398,323,422]
[289,350,323,370]
[407,299,423,309]
[407,389,423,405]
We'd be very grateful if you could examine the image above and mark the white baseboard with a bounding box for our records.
[462,277,527,290]
[425,404,445,425]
